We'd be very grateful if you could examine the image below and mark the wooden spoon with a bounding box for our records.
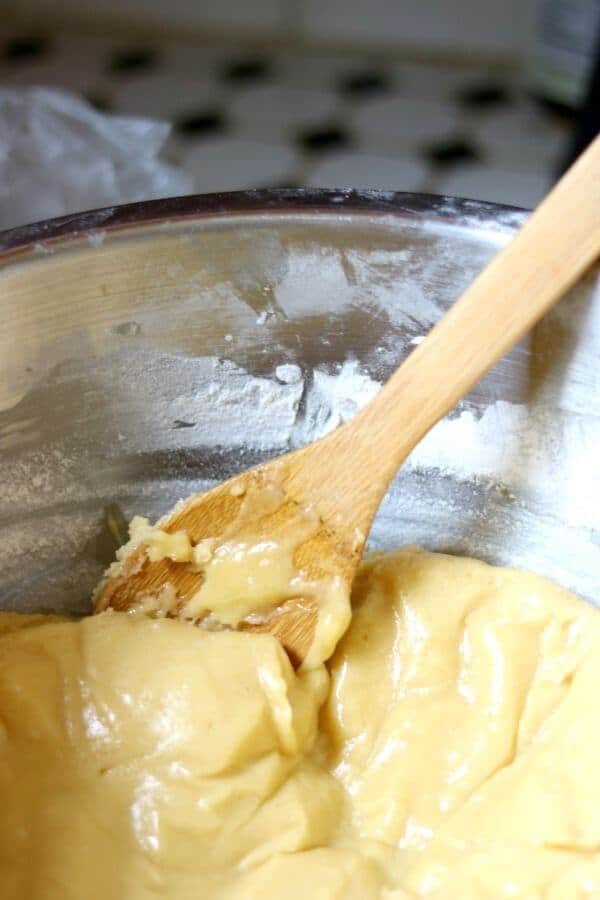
[95,135,600,666]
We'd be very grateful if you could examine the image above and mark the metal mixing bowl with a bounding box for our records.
[0,190,598,616]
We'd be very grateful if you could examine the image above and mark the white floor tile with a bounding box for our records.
[275,49,382,91]
[112,73,222,119]
[229,84,339,141]
[182,136,299,191]
[306,151,429,191]
[352,94,461,152]
[392,61,507,102]
[438,164,549,209]
[469,100,568,169]
[160,40,235,77]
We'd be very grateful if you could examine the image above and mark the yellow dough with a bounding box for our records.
[95,474,354,670]
[1,548,599,899]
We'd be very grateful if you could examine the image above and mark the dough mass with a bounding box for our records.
[1,548,599,898]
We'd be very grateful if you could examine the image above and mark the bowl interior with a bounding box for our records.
[0,191,598,615]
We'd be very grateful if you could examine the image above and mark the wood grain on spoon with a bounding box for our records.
[95,135,600,665]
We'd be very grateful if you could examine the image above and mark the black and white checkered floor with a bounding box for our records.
[1,27,572,207]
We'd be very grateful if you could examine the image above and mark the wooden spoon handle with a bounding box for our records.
[298,135,600,533]
[361,134,600,463]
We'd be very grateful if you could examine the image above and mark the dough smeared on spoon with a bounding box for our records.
[95,465,356,668]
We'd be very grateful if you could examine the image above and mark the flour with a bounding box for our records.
[291,360,380,443]
[274,361,597,533]
[410,402,599,531]
[87,230,106,247]
[273,247,352,318]
[139,353,595,535]
[275,364,302,385]
[268,230,491,334]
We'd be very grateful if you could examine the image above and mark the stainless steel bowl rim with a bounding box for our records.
[0,189,529,257]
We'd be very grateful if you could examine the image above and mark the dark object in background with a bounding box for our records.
[561,28,600,171]
[110,47,159,73]
[458,82,511,109]
[222,57,271,83]
[531,0,600,111]
[86,93,112,113]
[175,110,227,137]
[339,70,390,98]
[424,138,480,167]
[298,125,351,152]
[3,35,49,60]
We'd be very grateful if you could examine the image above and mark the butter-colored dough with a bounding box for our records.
[1,548,599,898]
[98,478,352,669]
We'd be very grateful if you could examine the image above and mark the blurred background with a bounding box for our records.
[0,0,598,215]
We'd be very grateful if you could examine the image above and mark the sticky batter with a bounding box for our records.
[95,474,354,669]
[1,548,599,898]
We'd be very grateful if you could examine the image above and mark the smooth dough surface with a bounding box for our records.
[1,548,599,899]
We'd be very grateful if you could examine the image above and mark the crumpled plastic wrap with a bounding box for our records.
[0,87,194,231]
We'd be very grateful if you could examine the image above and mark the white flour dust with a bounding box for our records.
[174,355,597,534]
